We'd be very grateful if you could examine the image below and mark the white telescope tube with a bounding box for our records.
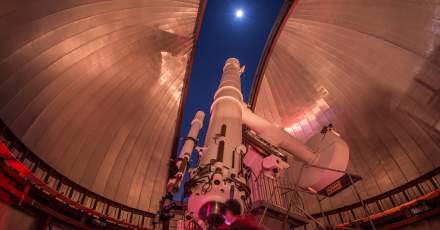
[241,104,317,164]
[168,111,205,193]
[241,104,350,191]
[201,58,244,170]
[179,111,205,160]
[187,58,248,224]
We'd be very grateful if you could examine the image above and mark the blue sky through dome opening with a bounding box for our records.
[174,0,285,200]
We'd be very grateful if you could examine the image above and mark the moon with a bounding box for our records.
[235,9,244,18]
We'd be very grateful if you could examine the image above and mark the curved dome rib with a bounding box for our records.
[0,0,203,212]
[253,0,440,214]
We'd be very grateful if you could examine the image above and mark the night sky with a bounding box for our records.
[175,0,284,200]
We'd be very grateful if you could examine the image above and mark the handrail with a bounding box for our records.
[297,166,440,229]
[0,119,156,229]
[311,166,440,218]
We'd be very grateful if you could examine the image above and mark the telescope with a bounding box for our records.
[167,58,350,229]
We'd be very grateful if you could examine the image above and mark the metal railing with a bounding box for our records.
[0,119,158,229]
[246,171,312,230]
[298,167,440,229]
[248,172,304,213]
